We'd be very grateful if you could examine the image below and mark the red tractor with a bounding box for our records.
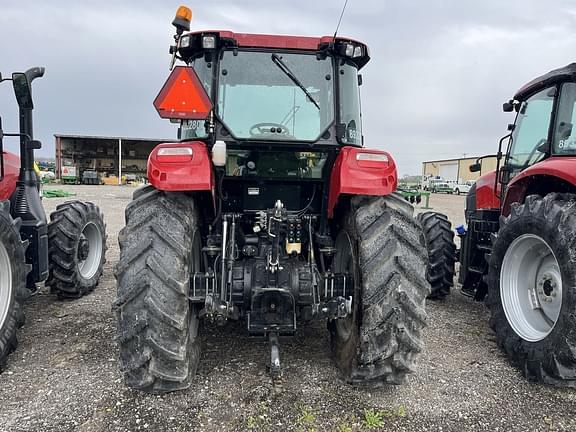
[113,7,451,393]
[0,68,107,368]
[459,63,576,386]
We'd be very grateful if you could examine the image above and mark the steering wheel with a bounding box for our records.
[249,122,291,137]
[520,138,547,170]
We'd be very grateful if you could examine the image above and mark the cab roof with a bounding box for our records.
[515,63,576,101]
[182,30,371,68]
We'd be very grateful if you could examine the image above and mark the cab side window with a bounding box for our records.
[553,82,576,154]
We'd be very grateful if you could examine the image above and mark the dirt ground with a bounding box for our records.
[1,186,575,432]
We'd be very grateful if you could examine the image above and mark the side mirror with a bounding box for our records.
[12,72,33,110]
[358,74,363,86]
[469,163,481,173]
[503,100,514,112]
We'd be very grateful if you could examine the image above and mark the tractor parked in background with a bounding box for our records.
[0,68,107,368]
[113,6,454,393]
[459,63,576,386]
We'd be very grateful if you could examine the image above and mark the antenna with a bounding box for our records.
[332,0,349,42]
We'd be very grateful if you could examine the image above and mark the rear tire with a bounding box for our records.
[114,186,202,393]
[487,194,576,386]
[46,201,107,299]
[417,212,456,299]
[329,194,430,385]
[0,201,29,370]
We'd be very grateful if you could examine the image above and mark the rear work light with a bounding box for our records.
[157,146,194,162]
[202,35,216,49]
[356,153,389,162]
[342,42,364,58]
[180,35,191,48]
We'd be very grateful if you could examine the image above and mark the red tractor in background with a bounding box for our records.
[459,63,576,386]
[0,68,107,368]
[114,7,456,393]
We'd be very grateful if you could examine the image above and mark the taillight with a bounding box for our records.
[355,152,390,168]
[356,153,389,162]
[157,146,193,162]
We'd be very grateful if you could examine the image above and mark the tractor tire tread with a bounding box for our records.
[46,201,107,298]
[115,186,201,393]
[487,193,576,386]
[0,201,29,371]
[331,194,430,386]
[416,211,456,299]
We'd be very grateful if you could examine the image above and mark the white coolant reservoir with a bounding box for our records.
[212,140,227,167]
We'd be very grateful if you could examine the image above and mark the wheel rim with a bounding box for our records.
[500,233,562,342]
[0,241,13,330]
[334,231,355,341]
[77,222,103,279]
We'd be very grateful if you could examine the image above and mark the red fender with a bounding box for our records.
[0,151,20,201]
[328,147,397,218]
[148,141,214,192]
[475,170,501,210]
[502,156,576,216]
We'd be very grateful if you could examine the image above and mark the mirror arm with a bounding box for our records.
[3,132,32,141]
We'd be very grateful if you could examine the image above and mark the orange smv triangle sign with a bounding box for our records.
[153,66,213,120]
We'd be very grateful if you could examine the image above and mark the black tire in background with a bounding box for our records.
[114,186,202,393]
[416,212,456,300]
[329,194,430,385]
[46,201,107,299]
[0,201,29,370]
[487,193,576,386]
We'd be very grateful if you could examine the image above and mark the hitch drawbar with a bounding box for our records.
[268,332,281,379]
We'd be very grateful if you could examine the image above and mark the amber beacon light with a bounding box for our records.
[172,6,192,33]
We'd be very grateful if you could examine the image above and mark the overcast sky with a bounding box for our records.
[2,0,576,175]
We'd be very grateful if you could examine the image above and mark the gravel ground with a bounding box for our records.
[1,186,575,432]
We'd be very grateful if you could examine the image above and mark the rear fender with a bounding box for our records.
[328,147,397,218]
[475,170,500,210]
[502,157,576,216]
[148,141,214,193]
[0,151,20,201]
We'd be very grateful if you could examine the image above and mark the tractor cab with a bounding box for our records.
[167,30,369,148]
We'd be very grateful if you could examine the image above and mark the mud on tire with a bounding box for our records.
[114,186,202,393]
[329,194,430,385]
[416,212,456,299]
[46,201,107,299]
[0,201,29,370]
[487,193,576,386]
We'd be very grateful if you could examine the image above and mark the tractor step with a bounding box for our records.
[468,266,485,274]
[475,243,492,252]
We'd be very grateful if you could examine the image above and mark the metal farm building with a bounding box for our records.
[422,156,498,183]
